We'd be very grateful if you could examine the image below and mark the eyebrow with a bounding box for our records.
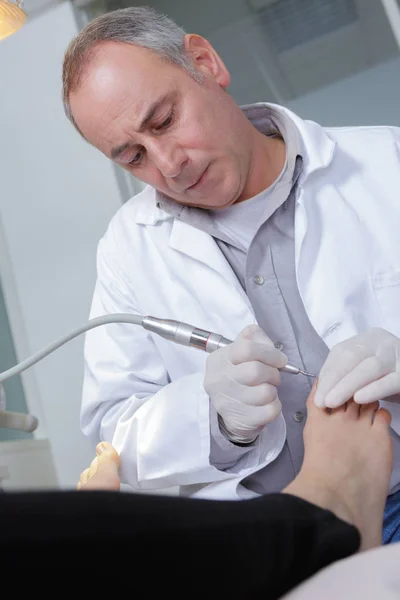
[110,94,170,160]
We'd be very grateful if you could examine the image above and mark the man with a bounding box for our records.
[62,7,400,541]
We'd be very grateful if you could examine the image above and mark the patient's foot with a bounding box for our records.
[77,442,121,491]
[284,383,393,552]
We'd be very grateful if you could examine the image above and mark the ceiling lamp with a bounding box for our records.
[0,0,26,41]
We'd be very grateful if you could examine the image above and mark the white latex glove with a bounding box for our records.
[315,328,400,409]
[204,324,287,443]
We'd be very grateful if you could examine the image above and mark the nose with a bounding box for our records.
[148,138,187,179]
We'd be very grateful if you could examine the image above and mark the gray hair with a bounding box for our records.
[62,6,202,132]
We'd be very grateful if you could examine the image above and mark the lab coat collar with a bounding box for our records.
[250,103,336,181]
[133,102,336,226]
[133,185,173,225]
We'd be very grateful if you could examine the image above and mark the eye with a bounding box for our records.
[128,149,144,166]
[155,110,174,131]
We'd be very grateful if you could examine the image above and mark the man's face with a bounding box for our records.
[69,39,253,209]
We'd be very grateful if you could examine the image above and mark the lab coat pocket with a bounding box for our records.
[371,271,400,338]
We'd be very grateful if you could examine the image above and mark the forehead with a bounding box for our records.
[69,42,182,142]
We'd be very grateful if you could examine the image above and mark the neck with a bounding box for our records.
[236,128,286,203]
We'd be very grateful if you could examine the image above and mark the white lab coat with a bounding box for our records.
[82,104,400,499]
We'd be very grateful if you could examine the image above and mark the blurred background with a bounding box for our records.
[0,0,399,490]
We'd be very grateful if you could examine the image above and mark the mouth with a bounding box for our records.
[186,165,209,191]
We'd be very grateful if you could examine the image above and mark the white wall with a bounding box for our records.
[0,439,58,490]
[288,56,400,127]
[0,1,124,487]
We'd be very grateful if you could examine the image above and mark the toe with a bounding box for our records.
[330,402,348,415]
[77,467,90,489]
[88,456,99,480]
[340,399,360,420]
[373,407,392,428]
[360,401,380,424]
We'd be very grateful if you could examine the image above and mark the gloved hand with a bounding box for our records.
[315,328,400,408]
[204,324,287,444]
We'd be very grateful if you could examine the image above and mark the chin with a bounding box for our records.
[189,196,235,210]
[209,193,239,210]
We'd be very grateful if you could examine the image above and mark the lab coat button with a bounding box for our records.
[254,275,265,285]
[274,342,284,350]
[293,411,304,423]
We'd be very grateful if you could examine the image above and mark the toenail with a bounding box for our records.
[97,443,107,455]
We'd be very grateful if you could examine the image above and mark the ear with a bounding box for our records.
[184,34,230,88]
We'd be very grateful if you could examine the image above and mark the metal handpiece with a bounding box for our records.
[142,316,316,378]
[142,316,232,353]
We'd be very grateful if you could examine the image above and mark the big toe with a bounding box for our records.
[95,442,121,469]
